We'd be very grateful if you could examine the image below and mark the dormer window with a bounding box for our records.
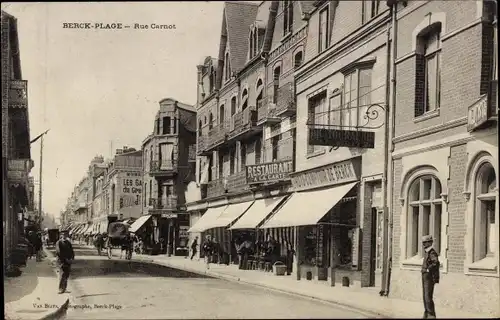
[249,29,254,59]
[283,0,293,36]
[249,26,260,60]
[209,66,216,94]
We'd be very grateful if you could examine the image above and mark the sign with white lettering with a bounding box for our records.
[467,95,491,132]
[291,159,360,191]
[309,128,375,148]
[9,80,28,108]
[246,160,294,184]
[161,213,177,219]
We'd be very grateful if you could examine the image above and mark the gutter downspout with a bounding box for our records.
[380,9,392,296]
[383,3,398,297]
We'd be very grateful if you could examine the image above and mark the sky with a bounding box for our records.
[1,1,233,219]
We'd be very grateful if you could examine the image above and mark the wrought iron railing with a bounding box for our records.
[149,197,177,210]
[275,82,295,115]
[150,160,176,172]
[229,106,258,137]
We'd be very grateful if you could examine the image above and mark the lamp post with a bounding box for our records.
[31,129,49,226]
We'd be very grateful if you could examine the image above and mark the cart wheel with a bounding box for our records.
[107,247,112,259]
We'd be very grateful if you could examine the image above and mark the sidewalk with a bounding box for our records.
[4,250,70,320]
[132,254,492,319]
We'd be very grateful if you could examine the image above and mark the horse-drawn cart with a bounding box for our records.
[105,215,133,260]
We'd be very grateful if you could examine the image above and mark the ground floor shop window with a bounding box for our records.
[303,226,317,265]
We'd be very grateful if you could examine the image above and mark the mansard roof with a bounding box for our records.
[220,1,259,73]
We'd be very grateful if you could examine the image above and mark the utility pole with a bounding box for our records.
[30,129,49,227]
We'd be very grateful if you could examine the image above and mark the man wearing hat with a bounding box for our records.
[55,230,75,294]
[421,235,440,319]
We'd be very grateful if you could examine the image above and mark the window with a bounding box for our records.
[271,135,280,161]
[406,176,442,259]
[143,183,147,207]
[362,0,381,24]
[307,91,328,154]
[156,118,161,134]
[473,163,496,262]
[229,148,236,175]
[254,27,259,56]
[242,89,248,110]
[204,116,207,124]
[319,6,329,53]
[209,66,216,93]
[162,116,171,134]
[219,105,225,124]
[256,79,264,109]
[198,120,202,137]
[240,144,247,171]
[225,52,231,81]
[218,153,224,177]
[231,97,237,116]
[273,66,281,104]
[415,26,442,117]
[342,67,372,128]
[249,30,254,59]
[294,51,303,69]
[283,0,293,36]
[159,143,174,169]
[209,112,214,129]
[255,138,262,164]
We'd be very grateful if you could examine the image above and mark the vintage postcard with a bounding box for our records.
[2,1,498,319]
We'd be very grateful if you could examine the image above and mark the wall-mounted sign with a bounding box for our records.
[309,128,375,149]
[291,158,360,191]
[467,95,491,132]
[246,160,294,184]
[161,213,177,219]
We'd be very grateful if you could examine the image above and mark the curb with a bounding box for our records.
[139,257,386,318]
[41,248,70,320]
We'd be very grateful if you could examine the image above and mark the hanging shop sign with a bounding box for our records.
[291,158,360,191]
[467,95,492,132]
[246,160,294,184]
[161,213,177,219]
[9,80,28,109]
[308,128,375,149]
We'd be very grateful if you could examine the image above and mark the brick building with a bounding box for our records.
[290,0,390,288]
[388,0,498,315]
[2,10,34,271]
[138,98,196,255]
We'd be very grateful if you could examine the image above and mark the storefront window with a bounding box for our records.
[304,226,317,265]
[474,163,497,262]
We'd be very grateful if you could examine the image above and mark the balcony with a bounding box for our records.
[263,136,295,163]
[227,106,262,141]
[9,80,28,109]
[206,123,228,151]
[148,197,178,212]
[197,135,210,156]
[257,99,281,126]
[206,171,249,198]
[149,160,177,177]
[275,82,296,117]
[188,144,197,162]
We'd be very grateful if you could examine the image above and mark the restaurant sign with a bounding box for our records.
[246,160,294,184]
[467,95,491,132]
[161,213,177,219]
[291,158,360,191]
[9,80,28,109]
[309,128,375,148]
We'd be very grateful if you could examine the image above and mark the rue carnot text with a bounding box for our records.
[62,23,176,30]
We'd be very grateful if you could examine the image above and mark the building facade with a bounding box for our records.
[2,10,34,270]
[388,0,498,315]
[141,98,196,255]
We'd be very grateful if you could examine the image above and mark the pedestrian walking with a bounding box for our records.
[190,236,198,260]
[34,232,43,262]
[421,235,440,319]
[55,231,75,294]
[202,235,214,270]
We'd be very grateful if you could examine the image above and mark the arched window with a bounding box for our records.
[249,30,254,59]
[225,52,231,81]
[473,162,497,262]
[273,66,281,104]
[415,24,442,117]
[209,112,214,129]
[256,79,264,109]
[294,51,303,68]
[204,116,207,124]
[242,89,248,110]
[209,66,215,93]
[407,175,442,258]
[219,104,225,124]
[231,97,237,116]
[198,120,202,137]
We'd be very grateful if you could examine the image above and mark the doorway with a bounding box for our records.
[369,208,377,286]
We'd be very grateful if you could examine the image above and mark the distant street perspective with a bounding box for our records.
[3,1,498,320]
[51,244,371,319]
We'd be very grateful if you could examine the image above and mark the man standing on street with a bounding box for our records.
[55,230,75,294]
[202,235,213,270]
[190,236,198,260]
[421,235,440,319]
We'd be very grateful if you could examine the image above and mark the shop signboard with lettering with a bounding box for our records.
[246,160,294,184]
[291,158,361,191]
[9,80,28,108]
[467,95,491,132]
[308,128,375,149]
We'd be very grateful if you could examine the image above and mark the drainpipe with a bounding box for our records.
[382,3,398,297]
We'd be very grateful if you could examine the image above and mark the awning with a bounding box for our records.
[70,224,84,235]
[260,182,358,228]
[212,201,254,229]
[129,215,152,233]
[187,205,227,233]
[83,224,93,235]
[229,196,287,230]
[75,224,87,235]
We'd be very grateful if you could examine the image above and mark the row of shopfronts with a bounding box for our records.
[187,156,383,288]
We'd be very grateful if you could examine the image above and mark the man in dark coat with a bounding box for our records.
[421,235,440,319]
[202,235,214,270]
[55,231,75,294]
[190,236,199,260]
[34,232,44,261]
